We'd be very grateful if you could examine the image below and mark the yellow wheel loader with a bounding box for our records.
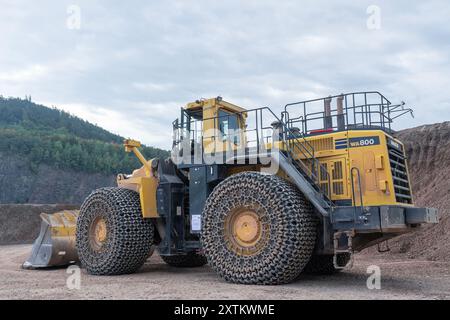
[24,92,438,285]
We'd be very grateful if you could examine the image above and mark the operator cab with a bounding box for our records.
[173,97,247,156]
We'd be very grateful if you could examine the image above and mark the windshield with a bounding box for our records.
[218,109,240,145]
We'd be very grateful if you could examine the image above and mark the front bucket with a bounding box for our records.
[22,210,79,269]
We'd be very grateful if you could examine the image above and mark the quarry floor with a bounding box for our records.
[0,244,449,300]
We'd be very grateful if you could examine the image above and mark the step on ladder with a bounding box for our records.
[333,230,355,269]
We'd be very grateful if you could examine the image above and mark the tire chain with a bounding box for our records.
[76,187,155,275]
[201,172,317,285]
[161,252,207,268]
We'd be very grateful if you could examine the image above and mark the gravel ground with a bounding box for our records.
[0,244,449,300]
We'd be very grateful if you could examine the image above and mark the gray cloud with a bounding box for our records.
[1,0,449,148]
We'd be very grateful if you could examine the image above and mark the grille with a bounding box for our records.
[298,137,334,152]
[332,161,344,195]
[388,145,412,204]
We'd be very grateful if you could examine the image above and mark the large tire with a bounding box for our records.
[160,252,207,268]
[76,187,154,275]
[201,172,317,285]
[303,253,351,275]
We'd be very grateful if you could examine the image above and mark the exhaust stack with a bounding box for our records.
[324,96,333,129]
[337,94,345,131]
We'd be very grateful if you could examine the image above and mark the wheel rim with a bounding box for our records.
[224,208,267,256]
[89,217,108,252]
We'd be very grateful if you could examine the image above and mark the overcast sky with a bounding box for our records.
[1,0,449,149]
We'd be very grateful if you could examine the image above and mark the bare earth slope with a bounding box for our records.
[364,121,450,261]
[0,152,115,204]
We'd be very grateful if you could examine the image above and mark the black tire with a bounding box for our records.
[76,187,154,275]
[201,172,317,285]
[303,253,351,275]
[160,252,207,268]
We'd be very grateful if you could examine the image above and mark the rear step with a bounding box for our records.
[333,231,354,269]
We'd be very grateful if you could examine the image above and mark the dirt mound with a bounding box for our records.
[363,121,450,261]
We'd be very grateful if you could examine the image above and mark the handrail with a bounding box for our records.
[350,167,364,225]
[284,91,391,110]
[283,91,404,134]
[173,106,333,205]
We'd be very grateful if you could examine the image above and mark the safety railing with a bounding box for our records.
[172,107,332,204]
[282,91,413,135]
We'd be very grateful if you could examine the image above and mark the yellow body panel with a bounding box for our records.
[284,130,413,207]
[118,140,159,218]
[118,176,159,218]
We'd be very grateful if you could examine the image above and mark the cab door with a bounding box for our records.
[203,108,245,155]
[218,109,243,150]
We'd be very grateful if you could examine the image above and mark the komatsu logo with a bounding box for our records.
[387,137,403,151]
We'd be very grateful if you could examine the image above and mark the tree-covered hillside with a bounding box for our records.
[0,96,169,174]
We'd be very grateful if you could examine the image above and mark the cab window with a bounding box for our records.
[218,110,240,144]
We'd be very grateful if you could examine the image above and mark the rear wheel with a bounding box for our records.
[160,252,207,268]
[76,187,154,275]
[202,172,317,285]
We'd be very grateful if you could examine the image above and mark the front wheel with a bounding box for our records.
[76,187,155,275]
[201,172,317,285]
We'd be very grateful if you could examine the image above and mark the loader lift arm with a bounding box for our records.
[117,139,159,218]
